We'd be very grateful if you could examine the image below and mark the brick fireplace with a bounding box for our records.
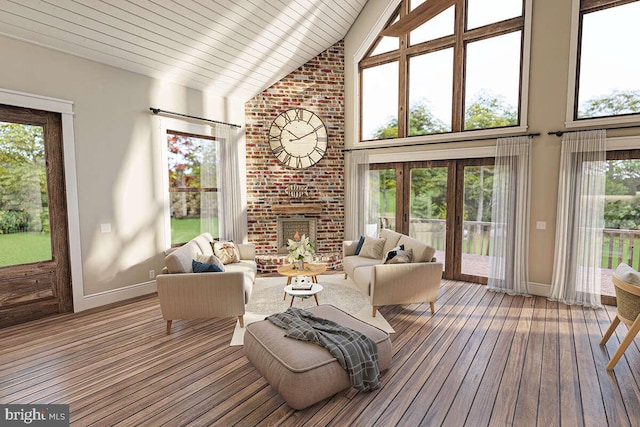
[244,41,345,272]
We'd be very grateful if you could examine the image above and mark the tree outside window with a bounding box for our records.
[167,131,219,245]
[575,0,640,120]
[0,122,51,267]
[360,0,525,141]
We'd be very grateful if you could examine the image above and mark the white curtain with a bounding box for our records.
[216,124,248,242]
[549,129,606,308]
[200,136,218,237]
[488,135,532,295]
[344,150,369,240]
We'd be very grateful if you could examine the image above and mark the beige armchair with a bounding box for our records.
[370,261,443,317]
[157,271,247,334]
[156,233,256,334]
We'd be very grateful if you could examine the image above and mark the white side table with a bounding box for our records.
[283,283,323,307]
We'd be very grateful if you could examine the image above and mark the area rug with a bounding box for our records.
[230,275,395,346]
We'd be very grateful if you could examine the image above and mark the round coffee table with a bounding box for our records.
[283,283,323,307]
[277,263,326,285]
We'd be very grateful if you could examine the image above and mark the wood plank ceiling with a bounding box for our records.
[0,0,367,100]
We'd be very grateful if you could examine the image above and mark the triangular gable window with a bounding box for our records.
[367,11,400,58]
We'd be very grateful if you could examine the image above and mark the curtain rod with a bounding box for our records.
[149,107,241,129]
[342,132,540,152]
[548,123,640,137]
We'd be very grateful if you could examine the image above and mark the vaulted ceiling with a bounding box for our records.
[0,0,368,100]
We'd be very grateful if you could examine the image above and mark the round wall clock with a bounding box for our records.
[268,108,328,169]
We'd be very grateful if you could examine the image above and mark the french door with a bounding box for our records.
[0,104,72,328]
[369,158,495,283]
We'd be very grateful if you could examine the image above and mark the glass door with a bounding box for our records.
[455,159,495,283]
[367,158,494,284]
[406,161,453,274]
[368,164,403,235]
[602,150,640,299]
[0,104,72,327]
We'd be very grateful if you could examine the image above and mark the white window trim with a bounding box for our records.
[0,88,84,311]
[156,117,214,249]
[565,0,640,128]
[351,0,533,146]
[353,0,402,63]
[607,135,640,151]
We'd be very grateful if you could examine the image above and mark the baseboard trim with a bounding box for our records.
[529,282,550,297]
[76,280,157,312]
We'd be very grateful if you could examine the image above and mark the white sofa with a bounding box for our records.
[156,233,257,333]
[343,228,443,316]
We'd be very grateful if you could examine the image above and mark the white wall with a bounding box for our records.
[0,34,246,310]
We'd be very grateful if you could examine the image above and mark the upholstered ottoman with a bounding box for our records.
[244,304,392,410]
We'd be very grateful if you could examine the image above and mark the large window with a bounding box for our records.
[167,130,219,245]
[574,0,640,121]
[359,0,527,141]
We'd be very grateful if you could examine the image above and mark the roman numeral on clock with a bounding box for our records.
[281,153,292,165]
[272,145,284,156]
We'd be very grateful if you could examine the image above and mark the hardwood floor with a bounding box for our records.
[1,279,639,426]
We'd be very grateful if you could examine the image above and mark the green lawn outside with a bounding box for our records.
[0,218,220,267]
[0,232,51,267]
[171,217,219,244]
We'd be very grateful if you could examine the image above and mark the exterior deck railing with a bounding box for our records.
[380,217,493,255]
[602,228,640,270]
[379,217,640,271]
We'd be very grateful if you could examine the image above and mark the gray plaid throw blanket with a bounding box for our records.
[266,307,380,391]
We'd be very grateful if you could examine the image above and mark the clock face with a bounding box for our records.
[268,108,328,169]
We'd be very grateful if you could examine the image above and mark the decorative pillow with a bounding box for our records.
[354,235,366,255]
[196,254,226,272]
[614,262,640,287]
[213,241,241,264]
[359,236,386,260]
[383,244,405,264]
[387,248,413,264]
[192,259,223,273]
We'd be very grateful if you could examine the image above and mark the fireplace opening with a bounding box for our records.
[277,217,317,254]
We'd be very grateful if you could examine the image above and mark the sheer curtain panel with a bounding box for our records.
[200,137,218,237]
[549,129,606,308]
[217,124,247,242]
[344,151,369,240]
[488,136,532,295]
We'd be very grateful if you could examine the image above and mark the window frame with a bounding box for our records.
[160,118,217,248]
[357,0,532,145]
[566,0,640,128]
[166,129,220,246]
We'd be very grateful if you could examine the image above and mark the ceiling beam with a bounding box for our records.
[381,0,456,37]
